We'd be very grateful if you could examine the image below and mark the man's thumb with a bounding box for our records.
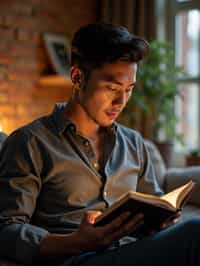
[83,211,102,225]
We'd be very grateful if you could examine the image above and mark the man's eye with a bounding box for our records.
[126,88,133,94]
[107,86,118,92]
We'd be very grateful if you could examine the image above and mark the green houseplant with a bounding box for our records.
[118,40,184,166]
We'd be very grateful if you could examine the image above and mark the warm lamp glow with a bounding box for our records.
[0,124,3,132]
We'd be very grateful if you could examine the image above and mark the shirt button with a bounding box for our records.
[93,162,99,169]
[69,124,76,132]
[84,140,90,146]
[104,191,107,197]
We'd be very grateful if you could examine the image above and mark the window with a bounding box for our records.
[175,8,200,153]
[176,0,191,2]
[175,10,200,77]
[157,0,200,154]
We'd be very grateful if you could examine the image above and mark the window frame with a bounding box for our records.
[156,0,200,155]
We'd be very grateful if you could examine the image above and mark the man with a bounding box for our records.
[0,23,199,266]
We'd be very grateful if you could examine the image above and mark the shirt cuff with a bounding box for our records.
[0,223,49,265]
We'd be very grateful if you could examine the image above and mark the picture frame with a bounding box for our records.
[43,33,71,76]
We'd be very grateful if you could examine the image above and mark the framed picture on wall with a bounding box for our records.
[43,33,70,76]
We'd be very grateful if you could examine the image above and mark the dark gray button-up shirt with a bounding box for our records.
[0,103,161,265]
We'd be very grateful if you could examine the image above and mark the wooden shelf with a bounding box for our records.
[39,75,72,87]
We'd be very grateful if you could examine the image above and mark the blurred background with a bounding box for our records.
[0,0,199,166]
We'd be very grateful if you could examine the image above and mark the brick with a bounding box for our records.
[11,3,33,16]
[4,15,37,30]
[0,93,9,103]
[0,0,17,10]
[10,58,46,73]
[0,52,13,65]
[35,2,67,15]
[10,44,42,57]
[0,16,4,26]
[9,93,32,105]
[0,81,17,90]
[32,86,69,99]
[8,69,40,82]
[16,104,30,116]
[36,16,63,32]
[0,27,14,40]
[22,0,44,9]
[36,10,59,20]
[0,42,12,51]
[9,94,33,104]
[0,2,32,16]
[0,105,16,116]
[16,29,40,43]
[0,67,8,80]
[7,84,35,103]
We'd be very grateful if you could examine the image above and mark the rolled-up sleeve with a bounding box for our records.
[0,130,49,265]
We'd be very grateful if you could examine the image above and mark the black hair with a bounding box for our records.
[71,22,149,80]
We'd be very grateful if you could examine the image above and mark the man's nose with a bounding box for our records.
[113,92,127,106]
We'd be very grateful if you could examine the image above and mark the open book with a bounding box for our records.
[95,180,196,238]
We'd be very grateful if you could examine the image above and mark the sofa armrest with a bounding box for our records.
[164,166,200,206]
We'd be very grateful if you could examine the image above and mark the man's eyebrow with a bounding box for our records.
[102,74,135,86]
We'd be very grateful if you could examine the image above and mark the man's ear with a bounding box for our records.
[70,66,83,87]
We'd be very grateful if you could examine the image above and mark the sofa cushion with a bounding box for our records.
[181,204,200,222]
[164,167,200,205]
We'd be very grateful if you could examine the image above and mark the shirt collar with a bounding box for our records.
[51,102,118,135]
[52,102,72,135]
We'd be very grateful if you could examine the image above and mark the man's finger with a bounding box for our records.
[161,218,179,229]
[87,211,102,224]
[118,213,144,236]
[161,212,181,229]
[102,211,131,234]
[106,213,144,243]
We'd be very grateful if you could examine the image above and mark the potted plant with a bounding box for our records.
[118,40,184,166]
[186,149,200,166]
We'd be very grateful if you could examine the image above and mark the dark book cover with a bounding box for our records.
[95,197,178,238]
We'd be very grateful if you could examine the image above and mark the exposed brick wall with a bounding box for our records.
[0,0,98,134]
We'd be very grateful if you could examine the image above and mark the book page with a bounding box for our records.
[95,180,196,225]
[161,180,195,209]
[129,191,175,210]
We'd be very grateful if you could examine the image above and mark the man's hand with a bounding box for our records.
[160,211,181,230]
[39,211,144,257]
[75,210,144,252]
[149,211,181,236]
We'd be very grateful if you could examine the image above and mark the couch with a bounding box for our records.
[145,140,200,222]
[0,134,200,265]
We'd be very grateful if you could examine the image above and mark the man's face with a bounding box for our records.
[78,61,137,127]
